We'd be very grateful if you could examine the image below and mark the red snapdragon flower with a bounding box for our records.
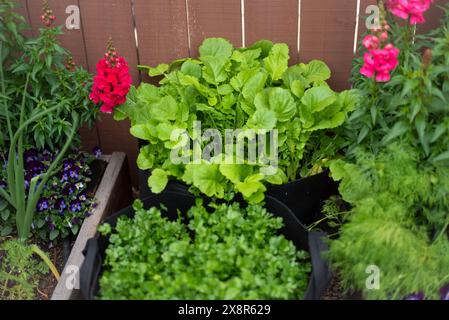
[387,0,434,24]
[360,44,400,82]
[360,20,399,82]
[90,40,132,113]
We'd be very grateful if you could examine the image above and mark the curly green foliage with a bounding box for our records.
[0,0,97,150]
[345,5,449,162]
[328,144,449,300]
[116,38,357,203]
[0,239,49,300]
[98,200,311,300]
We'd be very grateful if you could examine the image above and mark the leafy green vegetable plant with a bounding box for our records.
[98,200,311,300]
[116,38,357,202]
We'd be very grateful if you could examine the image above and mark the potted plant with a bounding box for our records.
[114,37,357,224]
[80,192,331,300]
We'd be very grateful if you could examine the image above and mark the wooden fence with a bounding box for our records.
[14,0,448,186]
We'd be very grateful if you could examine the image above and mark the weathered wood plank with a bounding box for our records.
[245,0,299,64]
[51,152,132,300]
[187,0,243,56]
[300,0,358,91]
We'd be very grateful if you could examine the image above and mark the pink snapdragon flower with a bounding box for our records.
[387,0,434,24]
[360,43,400,82]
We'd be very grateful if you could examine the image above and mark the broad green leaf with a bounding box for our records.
[181,60,202,78]
[263,43,289,81]
[291,80,305,98]
[247,109,277,130]
[242,71,267,101]
[183,163,226,198]
[1,226,12,237]
[265,168,288,185]
[236,174,266,201]
[151,96,179,121]
[433,150,449,162]
[148,169,168,193]
[219,164,254,184]
[299,60,331,83]
[201,55,230,84]
[49,230,60,241]
[143,63,169,77]
[130,124,154,140]
[199,38,233,58]
[255,88,296,122]
[300,86,337,113]
[137,145,155,170]
[247,39,274,58]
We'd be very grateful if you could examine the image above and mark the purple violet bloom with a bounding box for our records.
[70,200,82,212]
[48,222,56,231]
[26,160,45,174]
[71,217,80,225]
[23,149,38,163]
[60,173,69,182]
[55,198,67,214]
[84,211,92,217]
[62,185,75,196]
[69,166,80,179]
[37,198,49,212]
[0,180,6,188]
[92,146,102,158]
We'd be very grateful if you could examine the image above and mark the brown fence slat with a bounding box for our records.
[187,0,242,56]
[79,0,139,187]
[300,0,358,91]
[358,0,378,37]
[245,0,299,64]
[26,0,88,68]
[134,0,189,66]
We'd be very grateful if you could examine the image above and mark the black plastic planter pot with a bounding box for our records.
[266,171,339,225]
[79,191,331,300]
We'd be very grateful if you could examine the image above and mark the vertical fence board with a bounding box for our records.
[358,0,378,37]
[187,0,242,56]
[134,0,189,66]
[245,0,299,64]
[79,0,139,186]
[417,0,448,34]
[26,0,88,68]
[300,0,357,91]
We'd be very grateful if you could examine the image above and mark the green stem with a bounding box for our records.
[30,245,60,280]
[21,114,79,240]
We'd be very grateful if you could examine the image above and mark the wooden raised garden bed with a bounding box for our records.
[51,152,132,300]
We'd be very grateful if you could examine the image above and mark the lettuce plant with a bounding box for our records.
[116,38,357,202]
[98,200,311,299]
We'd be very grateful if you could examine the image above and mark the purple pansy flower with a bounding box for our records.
[37,198,49,212]
[71,217,80,225]
[60,173,69,182]
[0,180,6,188]
[92,146,102,158]
[70,200,82,212]
[55,198,67,214]
[23,149,38,163]
[62,185,75,196]
[84,211,92,217]
[69,165,80,179]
